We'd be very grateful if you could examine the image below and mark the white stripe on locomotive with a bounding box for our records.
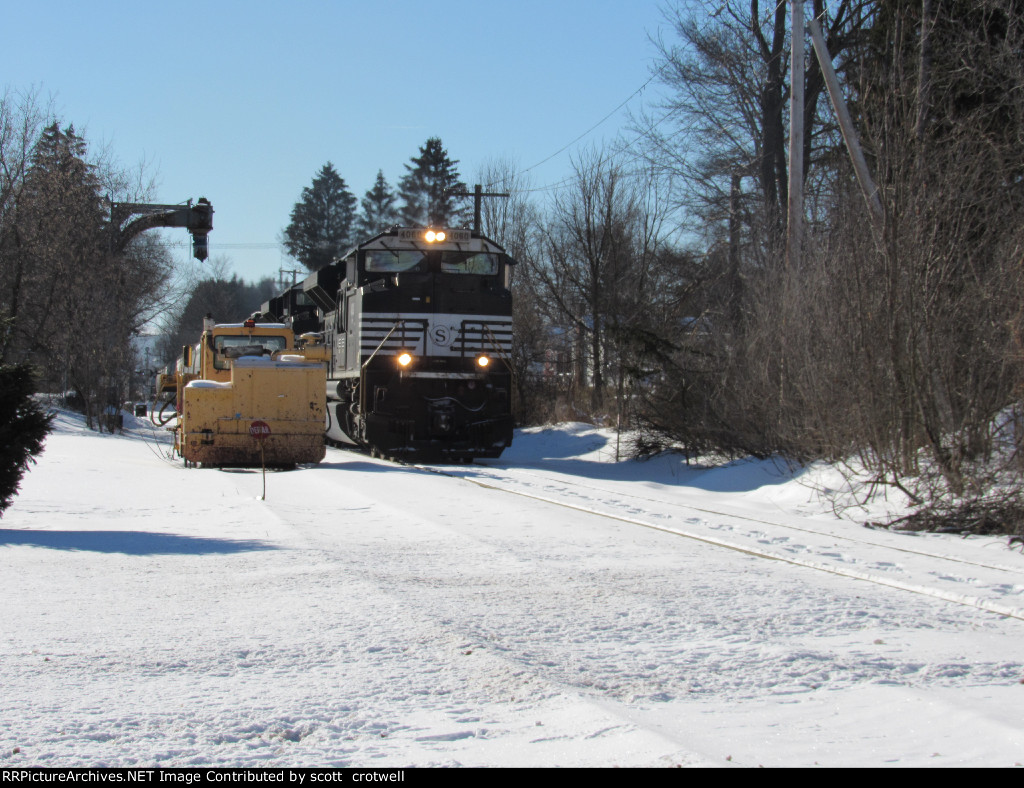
[358,313,512,359]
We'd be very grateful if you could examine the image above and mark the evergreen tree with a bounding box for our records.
[356,170,400,239]
[1,115,171,429]
[397,138,469,227]
[283,162,357,270]
[2,123,107,365]
[0,358,52,515]
[160,275,278,366]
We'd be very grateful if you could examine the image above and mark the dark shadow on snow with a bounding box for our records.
[313,427,802,493]
[0,529,278,555]
[465,425,804,493]
[471,454,800,493]
[319,429,800,494]
[500,429,612,460]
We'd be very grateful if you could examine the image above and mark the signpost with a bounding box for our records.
[250,420,271,499]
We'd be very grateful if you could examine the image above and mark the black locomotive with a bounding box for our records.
[261,226,515,462]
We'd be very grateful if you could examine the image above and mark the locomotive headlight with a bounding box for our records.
[476,354,490,368]
[424,230,447,243]
[397,351,414,367]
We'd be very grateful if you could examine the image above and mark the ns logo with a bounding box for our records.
[429,324,454,348]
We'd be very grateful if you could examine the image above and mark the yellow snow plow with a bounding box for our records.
[160,318,327,467]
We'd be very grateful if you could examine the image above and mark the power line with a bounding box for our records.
[153,240,283,250]
[486,64,678,198]
[514,63,669,181]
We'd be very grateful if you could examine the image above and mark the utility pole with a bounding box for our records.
[278,267,302,290]
[787,0,805,272]
[450,184,510,234]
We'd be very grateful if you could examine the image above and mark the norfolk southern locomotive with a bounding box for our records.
[261,226,515,462]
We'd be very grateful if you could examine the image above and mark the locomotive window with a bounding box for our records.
[439,252,499,275]
[213,334,288,370]
[365,250,426,272]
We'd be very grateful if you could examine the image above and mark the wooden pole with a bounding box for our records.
[450,185,510,234]
[808,18,884,230]
[787,1,805,271]
[728,171,743,324]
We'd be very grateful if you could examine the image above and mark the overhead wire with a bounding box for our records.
[486,61,675,196]
[516,63,669,178]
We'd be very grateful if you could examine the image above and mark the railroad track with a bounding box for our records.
[469,462,1023,574]
[413,460,1024,623]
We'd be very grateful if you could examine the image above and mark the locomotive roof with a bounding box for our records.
[283,227,514,315]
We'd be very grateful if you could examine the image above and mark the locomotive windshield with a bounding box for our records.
[364,250,500,276]
[439,252,499,275]
[365,250,425,272]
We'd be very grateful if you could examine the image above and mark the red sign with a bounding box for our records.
[249,420,271,441]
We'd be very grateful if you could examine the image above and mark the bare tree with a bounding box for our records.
[474,159,555,423]
[825,0,1024,503]
[0,88,50,362]
[527,148,680,419]
[638,0,873,258]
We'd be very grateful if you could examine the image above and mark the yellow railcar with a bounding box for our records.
[162,318,327,467]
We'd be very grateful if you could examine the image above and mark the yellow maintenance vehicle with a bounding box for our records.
[155,317,327,467]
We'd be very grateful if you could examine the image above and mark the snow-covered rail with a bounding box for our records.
[416,462,1024,623]
[464,463,1023,575]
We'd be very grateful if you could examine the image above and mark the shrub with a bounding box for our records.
[0,364,53,515]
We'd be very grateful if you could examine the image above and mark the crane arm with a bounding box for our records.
[110,198,214,260]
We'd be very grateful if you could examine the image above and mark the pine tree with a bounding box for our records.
[1,119,172,428]
[0,358,52,515]
[356,170,400,239]
[283,162,357,270]
[161,275,279,365]
[3,123,106,376]
[397,138,469,227]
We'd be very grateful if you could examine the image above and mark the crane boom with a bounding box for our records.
[110,197,214,260]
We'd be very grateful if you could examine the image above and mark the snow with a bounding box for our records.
[2,412,1023,768]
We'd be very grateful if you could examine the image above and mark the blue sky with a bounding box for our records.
[4,0,673,283]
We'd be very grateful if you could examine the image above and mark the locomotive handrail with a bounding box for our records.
[481,324,514,375]
[359,318,429,368]
[457,319,512,366]
[361,320,406,371]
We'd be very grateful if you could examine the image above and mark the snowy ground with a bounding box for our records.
[2,411,1023,768]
